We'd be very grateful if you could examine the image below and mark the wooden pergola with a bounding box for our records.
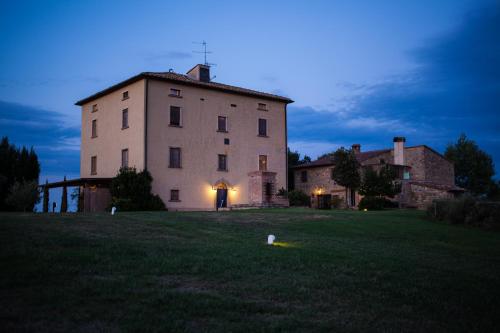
[40,178,112,212]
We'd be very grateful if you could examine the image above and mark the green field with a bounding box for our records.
[1,209,499,332]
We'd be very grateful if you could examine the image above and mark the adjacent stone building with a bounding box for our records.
[293,137,463,209]
[74,64,293,211]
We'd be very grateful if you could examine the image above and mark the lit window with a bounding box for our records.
[218,154,228,171]
[121,149,129,168]
[122,91,129,100]
[259,155,267,171]
[169,147,181,168]
[170,106,181,126]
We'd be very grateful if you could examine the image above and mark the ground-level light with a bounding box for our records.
[267,235,275,245]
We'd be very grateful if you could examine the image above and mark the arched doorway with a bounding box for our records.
[213,179,231,209]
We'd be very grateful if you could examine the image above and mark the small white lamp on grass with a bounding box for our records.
[267,234,275,245]
[111,207,117,215]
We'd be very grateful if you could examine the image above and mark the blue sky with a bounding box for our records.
[1,0,499,196]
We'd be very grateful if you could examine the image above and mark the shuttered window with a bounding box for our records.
[170,106,181,126]
[258,118,267,136]
[169,147,181,168]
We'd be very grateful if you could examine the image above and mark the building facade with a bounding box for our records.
[293,137,463,209]
[76,64,292,211]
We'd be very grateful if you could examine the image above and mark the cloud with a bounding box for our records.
[0,100,80,179]
[289,3,500,175]
[145,51,193,62]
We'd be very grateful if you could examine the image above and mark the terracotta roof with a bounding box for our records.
[292,149,391,169]
[75,71,293,106]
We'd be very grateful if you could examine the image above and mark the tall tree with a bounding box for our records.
[287,148,311,190]
[0,137,41,211]
[331,147,360,206]
[359,165,400,198]
[444,134,495,196]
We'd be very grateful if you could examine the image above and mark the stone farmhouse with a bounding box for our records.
[47,64,293,211]
[293,137,463,209]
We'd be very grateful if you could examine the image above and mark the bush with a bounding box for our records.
[428,197,500,230]
[5,180,40,212]
[110,167,166,211]
[358,196,394,210]
[288,190,310,207]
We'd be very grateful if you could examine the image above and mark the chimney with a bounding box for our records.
[186,64,210,82]
[393,137,406,165]
[352,144,361,154]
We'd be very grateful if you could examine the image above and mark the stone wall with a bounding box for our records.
[423,149,455,185]
[407,183,454,209]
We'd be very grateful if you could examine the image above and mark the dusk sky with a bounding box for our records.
[1,0,499,187]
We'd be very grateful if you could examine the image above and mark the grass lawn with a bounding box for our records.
[1,209,500,332]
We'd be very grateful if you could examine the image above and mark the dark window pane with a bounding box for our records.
[122,109,128,128]
[91,119,97,138]
[224,138,230,145]
[258,118,267,136]
[170,189,179,201]
[218,154,227,171]
[169,148,181,168]
[170,106,181,126]
[218,116,227,131]
[91,156,97,175]
[121,149,129,168]
[301,170,307,182]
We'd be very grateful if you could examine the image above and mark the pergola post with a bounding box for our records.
[61,176,68,213]
[43,179,49,213]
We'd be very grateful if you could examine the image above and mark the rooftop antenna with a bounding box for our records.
[192,40,216,67]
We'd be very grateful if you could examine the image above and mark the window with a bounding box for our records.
[218,154,228,171]
[258,118,267,136]
[224,138,230,145]
[301,170,308,182]
[330,168,335,180]
[122,91,129,100]
[169,88,181,97]
[92,104,98,113]
[218,116,227,132]
[230,103,237,107]
[258,103,268,111]
[91,156,97,175]
[265,182,273,196]
[259,155,267,171]
[91,119,97,138]
[170,189,180,201]
[170,106,181,126]
[121,149,129,168]
[122,109,129,129]
[169,147,181,168]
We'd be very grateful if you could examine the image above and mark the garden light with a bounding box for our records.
[267,235,275,245]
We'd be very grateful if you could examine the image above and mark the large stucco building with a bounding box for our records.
[293,137,463,209]
[75,64,292,211]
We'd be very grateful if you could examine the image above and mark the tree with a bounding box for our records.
[5,180,40,212]
[287,148,311,190]
[444,134,496,197]
[359,165,401,198]
[0,137,40,211]
[331,147,360,206]
[110,167,166,211]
